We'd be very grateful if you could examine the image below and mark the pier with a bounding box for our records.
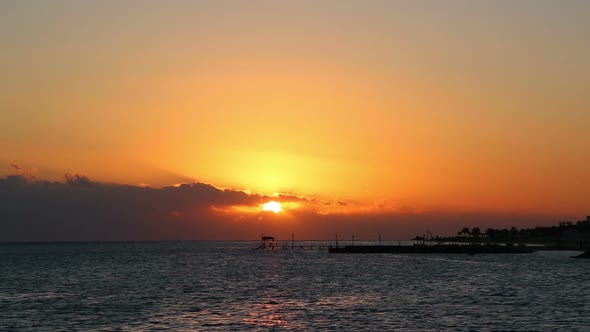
[254,234,535,254]
[254,234,332,251]
[329,244,534,254]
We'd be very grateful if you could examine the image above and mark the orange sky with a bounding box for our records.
[1,1,589,239]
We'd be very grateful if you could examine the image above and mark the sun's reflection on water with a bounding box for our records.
[242,298,292,329]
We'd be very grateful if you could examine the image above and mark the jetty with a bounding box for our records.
[253,233,535,254]
[329,243,534,254]
[254,234,331,251]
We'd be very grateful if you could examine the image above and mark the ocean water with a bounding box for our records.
[1,241,589,331]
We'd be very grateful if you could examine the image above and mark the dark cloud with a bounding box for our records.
[65,174,93,187]
[0,174,269,241]
[0,173,564,242]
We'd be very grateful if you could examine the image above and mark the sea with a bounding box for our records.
[1,241,589,331]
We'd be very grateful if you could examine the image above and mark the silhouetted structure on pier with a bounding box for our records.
[254,234,331,251]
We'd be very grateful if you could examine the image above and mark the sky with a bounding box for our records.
[1,0,589,241]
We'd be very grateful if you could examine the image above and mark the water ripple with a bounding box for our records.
[1,243,588,331]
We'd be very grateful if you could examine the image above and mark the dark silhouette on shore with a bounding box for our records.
[415,216,590,251]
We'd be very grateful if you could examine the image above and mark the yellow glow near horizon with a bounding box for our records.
[1,1,589,216]
[262,201,282,213]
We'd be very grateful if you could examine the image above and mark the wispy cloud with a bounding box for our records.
[10,163,37,180]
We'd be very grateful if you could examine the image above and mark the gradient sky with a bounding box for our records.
[1,1,589,240]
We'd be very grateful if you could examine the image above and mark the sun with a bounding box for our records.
[262,200,282,213]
